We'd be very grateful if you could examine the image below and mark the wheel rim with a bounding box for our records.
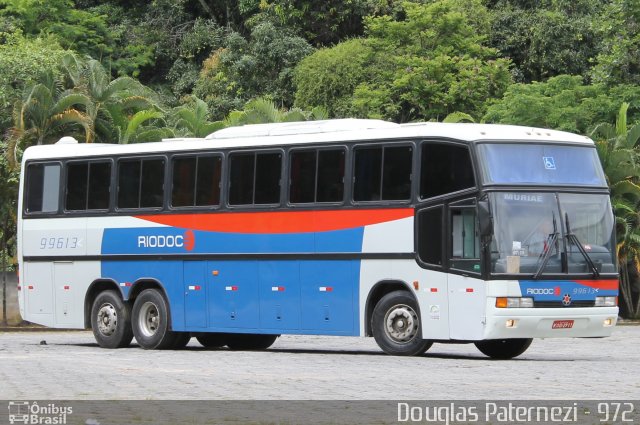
[384,304,419,343]
[97,303,118,336]
[138,301,160,338]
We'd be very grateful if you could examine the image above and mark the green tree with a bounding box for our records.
[0,33,68,134]
[224,97,327,126]
[194,21,313,119]
[483,75,640,133]
[5,72,91,164]
[591,103,640,318]
[60,56,163,143]
[0,0,113,61]
[171,96,225,137]
[295,0,512,122]
[592,0,640,85]
[487,0,605,83]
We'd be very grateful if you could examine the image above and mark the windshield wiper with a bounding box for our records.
[564,213,600,278]
[533,216,559,279]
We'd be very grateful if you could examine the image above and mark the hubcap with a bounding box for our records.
[138,301,160,338]
[97,303,118,336]
[384,304,419,343]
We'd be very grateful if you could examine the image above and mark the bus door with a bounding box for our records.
[183,261,207,328]
[415,205,450,339]
[447,203,485,340]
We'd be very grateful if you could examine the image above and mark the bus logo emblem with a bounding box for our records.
[184,230,195,251]
[543,156,556,170]
[562,294,572,306]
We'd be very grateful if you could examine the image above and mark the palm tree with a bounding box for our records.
[591,102,640,318]
[68,57,162,143]
[171,96,225,137]
[116,109,174,144]
[224,98,328,127]
[6,71,90,165]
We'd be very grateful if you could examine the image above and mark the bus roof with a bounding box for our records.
[22,119,593,161]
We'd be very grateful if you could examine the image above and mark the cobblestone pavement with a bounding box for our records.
[0,326,638,400]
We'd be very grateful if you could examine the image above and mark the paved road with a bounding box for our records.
[0,326,639,400]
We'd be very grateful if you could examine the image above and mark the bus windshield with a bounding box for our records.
[489,192,617,276]
[478,143,606,186]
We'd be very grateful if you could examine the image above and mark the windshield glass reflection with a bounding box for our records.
[490,192,616,276]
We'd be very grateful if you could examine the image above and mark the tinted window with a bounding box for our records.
[88,162,111,209]
[172,155,222,207]
[354,145,412,202]
[26,163,60,213]
[66,163,88,211]
[229,153,255,205]
[290,151,316,203]
[117,158,164,209]
[478,144,606,186]
[417,206,443,266]
[255,152,281,204]
[290,148,345,204]
[420,143,475,199]
[229,152,281,205]
[66,162,111,211]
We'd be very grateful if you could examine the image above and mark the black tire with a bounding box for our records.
[171,332,191,349]
[475,338,533,359]
[225,334,279,350]
[132,289,176,350]
[196,333,227,348]
[372,290,431,356]
[90,290,134,349]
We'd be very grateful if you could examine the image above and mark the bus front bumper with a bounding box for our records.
[483,306,619,339]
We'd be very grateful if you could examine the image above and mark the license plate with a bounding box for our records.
[552,320,574,329]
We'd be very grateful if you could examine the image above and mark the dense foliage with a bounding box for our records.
[1,0,640,317]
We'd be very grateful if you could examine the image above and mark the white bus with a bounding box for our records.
[17,119,619,358]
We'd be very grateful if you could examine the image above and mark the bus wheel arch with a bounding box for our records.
[365,280,416,337]
[87,282,133,349]
[368,286,432,356]
[129,282,177,350]
[84,279,123,329]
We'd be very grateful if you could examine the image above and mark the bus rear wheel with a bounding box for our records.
[132,289,176,350]
[474,338,533,359]
[372,290,432,356]
[226,334,279,350]
[91,290,133,349]
[196,333,227,348]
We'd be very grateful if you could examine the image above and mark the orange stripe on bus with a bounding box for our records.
[136,209,414,234]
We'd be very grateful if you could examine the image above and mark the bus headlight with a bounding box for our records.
[595,296,617,307]
[496,297,534,308]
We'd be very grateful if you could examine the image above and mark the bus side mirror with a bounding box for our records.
[478,200,493,237]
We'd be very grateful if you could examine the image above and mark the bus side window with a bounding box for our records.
[66,162,111,211]
[420,143,475,199]
[229,152,281,206]
[354,145,412,202]
[290,148,345,204]
[26,163,60,213]
[417,206,444,267]
[118,158,164,209]
[450,208,480,273]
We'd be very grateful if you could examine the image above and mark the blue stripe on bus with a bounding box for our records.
[101,227,365,255]
[101,259,361,335]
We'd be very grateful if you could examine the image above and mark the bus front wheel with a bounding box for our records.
[372,290,432,356]
[474,338,533,359]
[90,290,133,349]
[132,289,176,350]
